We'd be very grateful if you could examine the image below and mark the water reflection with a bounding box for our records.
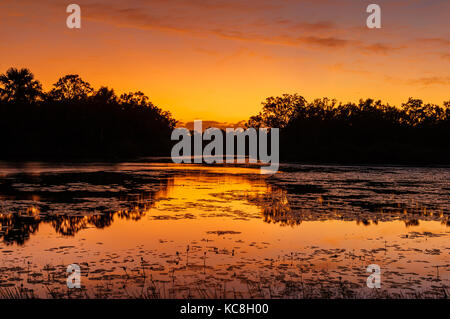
[0,163,448,245]
[0,162,448,299]
[0,171,171,245]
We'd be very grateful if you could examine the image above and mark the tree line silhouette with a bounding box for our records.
[0,68,176,160]
[1,67,449,164]
[247,94,450,164]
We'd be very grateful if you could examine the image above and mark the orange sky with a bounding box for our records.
[0,0,449,123]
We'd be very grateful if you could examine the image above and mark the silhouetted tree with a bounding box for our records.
[0,67,42,103]
[247,94,450,164]
[92,86,117,104]
[48,74,94,101]
[444,101,450,121]
[247,94,307,128]
[0,68,177,160]
[402,98,444,126]
[119,91,153,108]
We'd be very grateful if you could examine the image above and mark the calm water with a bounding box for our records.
[0,162,448,298]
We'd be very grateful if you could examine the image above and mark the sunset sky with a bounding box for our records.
[1,0,449,123]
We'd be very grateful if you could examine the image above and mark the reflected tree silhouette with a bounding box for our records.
[0,174,171,245]
[0,168,447,244]
[0,213,40,245]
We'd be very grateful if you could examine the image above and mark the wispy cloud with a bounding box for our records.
[410,76,450,86]
[4,0,417,56]
[360,43,404,55]
[417,38,450,46]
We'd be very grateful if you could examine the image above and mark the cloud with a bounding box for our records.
[417,38,450,46]
[63,1,359,53]
[63,1,357,51]
[208,29,353,48]
[5,0,417,56]
[287,21,336,32]
[359,43,404,55]
[298,36,351,48]
[410,76,450,86]
[78,2,415,55]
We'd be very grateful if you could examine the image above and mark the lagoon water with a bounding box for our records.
[0,162,448,298]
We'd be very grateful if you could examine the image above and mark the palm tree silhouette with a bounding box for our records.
[0,67,42,103]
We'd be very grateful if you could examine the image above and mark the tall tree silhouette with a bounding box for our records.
[247,94,307,128]
[0,67,42,103]
[401,98,444,126]
[49,74,94,101]
[92,86,117,104]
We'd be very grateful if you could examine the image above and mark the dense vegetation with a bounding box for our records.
[0,68,176,160]
[247,94,450,164]
[1,67,448,164]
